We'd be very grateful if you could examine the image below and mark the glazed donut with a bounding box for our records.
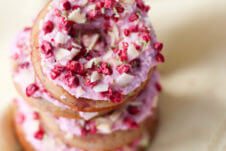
[13,98,156,151]
[40,71,159,150]
[31,0,164,112]
[11,27,106,119]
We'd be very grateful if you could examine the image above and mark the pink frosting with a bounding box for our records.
[38,0,162,101]
[15,98,148,151]
[55,71,159,136]
[15,98,80,151]
[11,27,101,120]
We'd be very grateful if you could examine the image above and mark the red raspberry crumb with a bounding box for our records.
[43,20,54,34]
[129,13,139,22]
[154,42,163,52]
[111,14,119,22]
[116,64,130,74]
[133,43,142,51]
[101,88,122,103]
[97,62,113,75]
[19,62,30,69]
[34,127,45,140]
[129,25,139,32]
[26,83,39,97]
[32,112,40,120]
[104,0,115,8]
[85,79,97,87]
[81,127,89,136]
[86,121,97,134]
[95,1,105,10]
[64,72,80,88]
[62,1,71,10]
[117,49,128,61]
[127,105,140,115]
[23,27,31,31]
[50,65,65,80]
[155,82,162,92]
[40,41,53,57]
[122,42,129,50]
[136,0,150,12]
[66,61,84,75]
[124,29,130,36]
[123,117,138,129]
[142,34,151,42]
[156,53,165,63]
[116,4,124,13]
[109,90,122,103]
[87,9,99,20]
[61,20,75,32]
[72,5,80,10]
[16,113,25,124]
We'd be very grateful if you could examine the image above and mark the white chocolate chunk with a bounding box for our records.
[109,25,119,47]
[87,4,96,10]
[93,83,109,92]
[79,112,98,120]
[116,73,134,87]
[83,34,99,51]
[103,50,113,60]
[55,32,69,44]
[76,86,85,98]
[90,71,101,83]
[55,48,70,61]
[103,51,122,66]
[68,9,86,24]
[85,57,101,68]
[79,0,88,6]
[55,48,80,65]
[109,111,121,122]
[127,44,140,61]
[97,123,111,133]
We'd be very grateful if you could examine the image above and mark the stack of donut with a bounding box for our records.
[11,0,164,150]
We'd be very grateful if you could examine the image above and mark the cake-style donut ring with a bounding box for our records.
[13,99,154,151]
[11,27,107,119]
[40,71,160,150]
[31,0,164,112]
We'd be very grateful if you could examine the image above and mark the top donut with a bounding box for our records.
[31,0,164,111]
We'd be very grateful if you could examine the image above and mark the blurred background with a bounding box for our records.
[0,0,226,151]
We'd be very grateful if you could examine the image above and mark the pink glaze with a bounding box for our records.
[11,27,99,119]
[15,98,82,151]
[15,98,149,151]
[55,71,159,136]
[38,0,163,102]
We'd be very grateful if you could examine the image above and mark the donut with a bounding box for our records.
[13,98,156,151]
[11,27,107,119]
[40,71,159,150]
[31,0,164,112]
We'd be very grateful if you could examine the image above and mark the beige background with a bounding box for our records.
[0,0,226,150]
